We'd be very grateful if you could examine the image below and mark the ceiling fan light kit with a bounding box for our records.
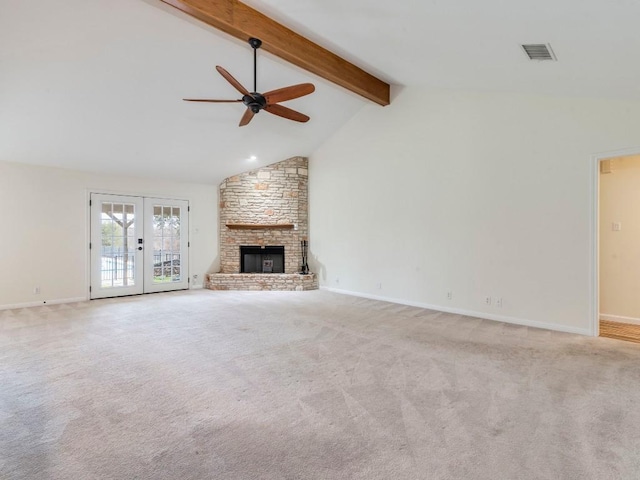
[184,38,315,127]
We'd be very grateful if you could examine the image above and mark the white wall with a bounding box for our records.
[0,161,218,308]
[309,87,640,335]
[599,155,640,323]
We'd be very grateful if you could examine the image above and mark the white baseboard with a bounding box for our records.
[0,288,211,311]
[321,286,592,336]
[600,313,640,326]
[0,296,87,311]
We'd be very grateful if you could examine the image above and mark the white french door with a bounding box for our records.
[90,193,189,299]
[143,198,189,294]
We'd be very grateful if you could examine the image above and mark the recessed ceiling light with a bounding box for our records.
[248,155,257,162]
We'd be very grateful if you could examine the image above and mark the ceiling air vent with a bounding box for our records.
[521,44,557,61]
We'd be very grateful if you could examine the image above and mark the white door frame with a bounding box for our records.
[590,146,640,337]
[88,191,190,299]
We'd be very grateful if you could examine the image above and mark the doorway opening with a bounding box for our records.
[90,193,189,299]
[594,151,640,342]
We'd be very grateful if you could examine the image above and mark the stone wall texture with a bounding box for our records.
[218,156,309,274]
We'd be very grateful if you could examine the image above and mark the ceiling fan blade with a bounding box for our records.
[216,66,250,96]
[264,104,310,123]
[264,83,315,104]
[239,108,255,127]
[183,99,242,103]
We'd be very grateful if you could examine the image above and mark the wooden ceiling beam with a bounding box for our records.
[159,0,390,106]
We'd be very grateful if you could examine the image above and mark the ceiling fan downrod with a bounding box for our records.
[248,37,262,93]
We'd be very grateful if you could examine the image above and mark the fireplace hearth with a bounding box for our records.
[240,246,285,273]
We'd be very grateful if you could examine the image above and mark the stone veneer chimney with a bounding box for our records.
[218,156,309,274]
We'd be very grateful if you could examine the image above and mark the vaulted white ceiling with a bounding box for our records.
[2,0,640,184]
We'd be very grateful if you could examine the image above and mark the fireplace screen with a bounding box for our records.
[240,246,284,273]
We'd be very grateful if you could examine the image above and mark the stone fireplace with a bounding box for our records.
[206,157,318,291]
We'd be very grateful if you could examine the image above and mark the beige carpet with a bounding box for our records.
[2,290,640,479]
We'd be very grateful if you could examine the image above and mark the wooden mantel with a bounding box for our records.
[225,223,295,230]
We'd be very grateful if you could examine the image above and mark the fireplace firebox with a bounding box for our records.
[240,246,285,273]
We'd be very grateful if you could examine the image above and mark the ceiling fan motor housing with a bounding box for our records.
[243,93,266,113]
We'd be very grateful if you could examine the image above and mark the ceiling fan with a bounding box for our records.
[184,38,315,127]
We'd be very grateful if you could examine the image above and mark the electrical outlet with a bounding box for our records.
[447,291,453,300]
[34,287,40,295]
[335,277,340,285]
[484,296,492,305]
[495,297,503,308]
[376,282,382,290]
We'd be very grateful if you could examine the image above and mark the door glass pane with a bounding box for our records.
[100,202,136,288]
[153,205,182,283]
